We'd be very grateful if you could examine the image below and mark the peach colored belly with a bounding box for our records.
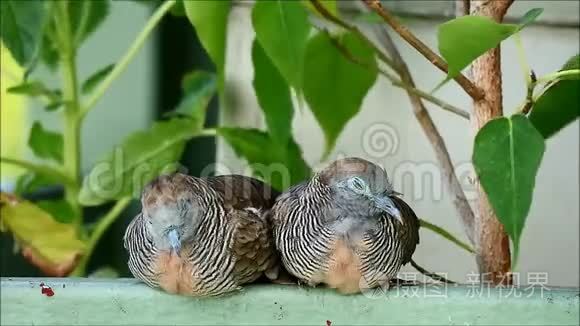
[323,240,365,294]
[155,252,198,296]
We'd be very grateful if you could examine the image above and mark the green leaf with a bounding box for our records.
[0,0,47,67]
[40,31,59,70]
[14,172,57,195]
[0,193,86,276]
[529,82,580,138]
[218,128,311,191]
[28,121,64,163]
[529,54,580,138]
[68,0,110,47]
[36,200,76,224]
[165,70,216,128]
[183,0,231,73]
[302,0,338,17]
[517,8,544,30]
[252,0,311,91]
[169,0,186,16]
[45,99,67,112]
[78,118,200,206]
[37,0,109,69]
[81,64,115,94]
[438,16,518,79]
[7,80,60,102]
[302,31,378,157]
[252,39,294,145]
[473,114,546,265]
[561,54,580,71]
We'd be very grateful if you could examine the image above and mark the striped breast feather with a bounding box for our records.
[269,182,312,227]
[123,213,159,288]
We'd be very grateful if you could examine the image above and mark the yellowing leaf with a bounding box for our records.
[0,193,85,276]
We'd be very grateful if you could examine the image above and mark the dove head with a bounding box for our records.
[320,157,402,223]
[141,173,201,255]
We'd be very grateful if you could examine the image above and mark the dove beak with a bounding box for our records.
[374,195,403,224]
[167,228,181,256]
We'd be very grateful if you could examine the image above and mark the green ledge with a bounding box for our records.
[1,277,578,325]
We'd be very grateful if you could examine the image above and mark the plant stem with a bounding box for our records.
[80,0,177,119]
[0,157,73,185]
[361,0,484,101]
[56,1,83,224]
[419,219,475,254]
[70,197,132,276]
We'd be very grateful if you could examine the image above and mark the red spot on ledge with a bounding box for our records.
[40,282,55,297]
[326,320,332,326]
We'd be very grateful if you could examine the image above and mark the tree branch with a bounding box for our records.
[469,0,514,286]
[327,34,470,120]
[362,0,485,101]
[310,0,469,119]
[309,0,396,68]
[352,2,476,245]
[455,0,471,17]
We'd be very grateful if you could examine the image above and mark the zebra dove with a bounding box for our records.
[123,172,282,296]
[269,157,420,294]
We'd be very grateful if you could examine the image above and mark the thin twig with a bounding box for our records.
[309,0,396,69]
[328,35,470,120]
[455,0,471,17]
[420,219,474,254]
[411,259,456,284]
[362,0,484,101]
[353,2,476,245]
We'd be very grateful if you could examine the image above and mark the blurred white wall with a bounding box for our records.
[218,1,580,287]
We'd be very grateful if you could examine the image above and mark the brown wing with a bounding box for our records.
[204,175,280,211]
[392,196,420,265]
[228,207,280,284]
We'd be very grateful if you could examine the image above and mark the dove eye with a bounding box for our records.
[349,177,367,192]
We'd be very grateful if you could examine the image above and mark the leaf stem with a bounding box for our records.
[80,0,177,119]
[514,33,532,86]
[70,197,132,276]
[419,218,475,254]
[0,157,73,185]
[536,69,580,83]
